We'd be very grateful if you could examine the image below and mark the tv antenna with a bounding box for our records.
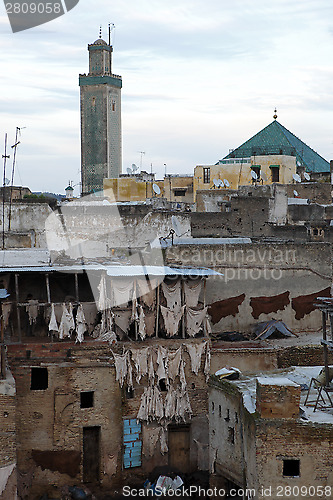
[2,134,10,249]
[138,151,145,170]
[8,126,25,231]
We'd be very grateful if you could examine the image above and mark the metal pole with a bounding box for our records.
[15,273,21,343]
[323,310,329,387]
[155,283,160,338]
[0,307,5,379]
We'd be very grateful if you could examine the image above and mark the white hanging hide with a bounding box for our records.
[112,351,128,388]
[186,342,206,375]
[131,347,149,384]
[48,304,59,333]
[160,305,184,337]
[184,280,202,308]
[75,304,87,343]
[186,307,207,337]
[162,280,182,313]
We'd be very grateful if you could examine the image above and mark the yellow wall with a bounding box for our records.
[103,176,194,203]
[104,177,161,202]
[193,155,297,200]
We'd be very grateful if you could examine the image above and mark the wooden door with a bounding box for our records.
[83,426,100,483]
[168,425,191,473]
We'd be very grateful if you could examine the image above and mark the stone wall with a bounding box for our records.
[166,242,332,332]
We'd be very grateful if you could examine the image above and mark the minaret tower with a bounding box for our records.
[79,29,122,195]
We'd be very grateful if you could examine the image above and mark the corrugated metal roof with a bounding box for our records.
[174,238,252,245]
[0,264,222,277]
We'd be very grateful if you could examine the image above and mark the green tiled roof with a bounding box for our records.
[220,120,329,173]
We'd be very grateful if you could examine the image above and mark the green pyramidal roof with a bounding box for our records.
[221,120,329,173]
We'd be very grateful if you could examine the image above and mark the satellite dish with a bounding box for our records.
[293,173,301,183]
[4,178,10,186]
[152,183,161,195]
[213,179,220,188]
[304,172,310,181]
[261,172,268,182]
[172,215,182,237]
[294,190,299,197]
[251,170,258,180]
[218,179,224,187]
[223,179,230,188]
[132,164,139,172]
[126,167,132,175]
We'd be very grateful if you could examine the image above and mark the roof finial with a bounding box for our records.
[273,108,278,120]
[99,25,102,38]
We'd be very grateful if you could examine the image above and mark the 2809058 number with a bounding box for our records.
[5,3,62,14]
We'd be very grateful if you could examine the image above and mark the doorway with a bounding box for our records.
[168,424,191,473]
[83,426,100,483]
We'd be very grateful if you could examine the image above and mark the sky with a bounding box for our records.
[0,0,333,196]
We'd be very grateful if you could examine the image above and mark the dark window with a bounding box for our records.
[251,166,261,179]
[225,409,230,422]
[80,391,94,409]
[174,189,186,197]
[30,367,48,390]
[270,166,280,182]
[126,388,135,399]
[313,228,319,236]
[283,459,300,477]
[219,405,221,418]
[203,168,210,184]
[228,427,234,444]
[212,401,215,414]
[159,379,167,392]
[112,100,116,112]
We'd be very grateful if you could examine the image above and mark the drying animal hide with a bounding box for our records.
[204,343,211,382]
[137,386,164,422]
[97,274,109,311]
[184,280,202,308]
[112,351,128,388]
[127,351,133,389]
[167,347,182,382]
[2,303,11,329]
[165,388,177,420]
[186,342,206,375]
[160,305,184,337]
[82,303,98,333]
[175,388,192,422]
[292,287,331,320]
[159,427,168,454]
[131,347,149,384]
[48,303,59,333]
[59,303,75,339]
[148,348,155,383]
[186,307,207,337]
[75,304,87,343]
[156,345,168,384]
[250,291,290,319]
[208,294,245,324]
[162,280,182,313]
[113,310,131,334]
[143,426,161,457]
[26,299,39,325]
[100,308,114,334]
[94,331,117,344]
[144,310,156,337]
[179,358,186,392]
[138,279,158,308]
[138,305,146,340]
[111,279,134,307]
